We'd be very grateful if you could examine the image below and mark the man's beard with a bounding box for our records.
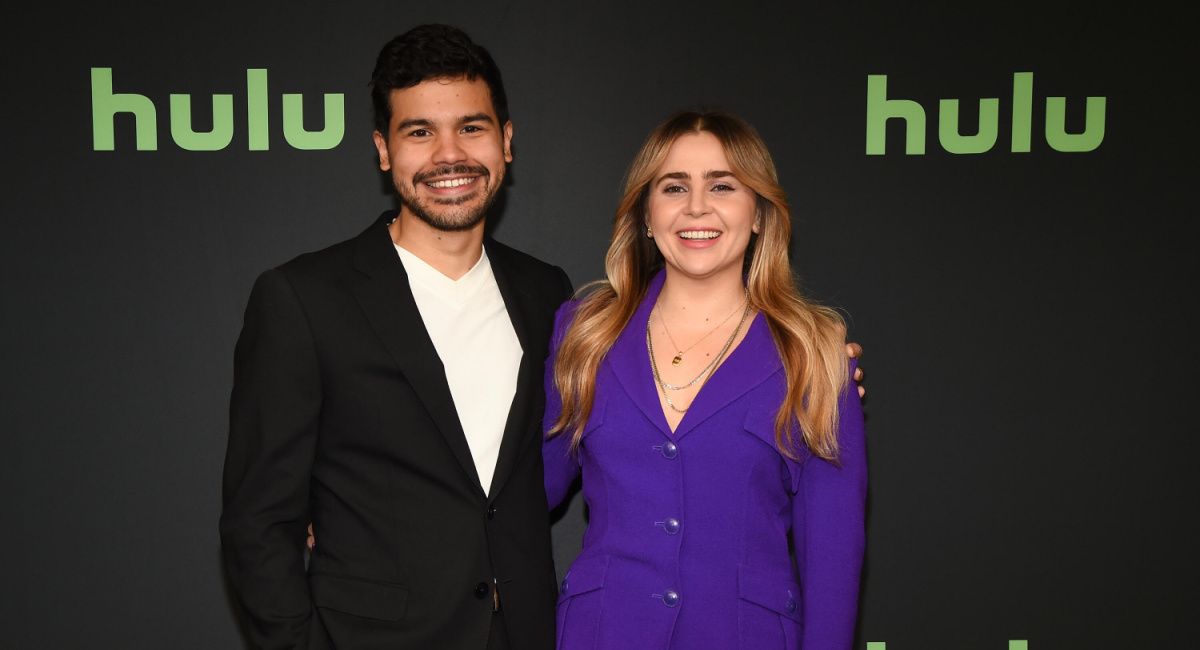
[396,164,500,232]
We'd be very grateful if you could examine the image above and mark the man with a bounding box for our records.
[220,23,865,650]
[220,25,568,649]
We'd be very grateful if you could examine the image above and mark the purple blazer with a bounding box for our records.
[543,272,867,650]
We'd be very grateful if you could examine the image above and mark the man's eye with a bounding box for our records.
[408,129,430,137]
[462,125,483,133]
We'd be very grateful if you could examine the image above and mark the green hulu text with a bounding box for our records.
[865,72,1105,155]
[91,68,344,151]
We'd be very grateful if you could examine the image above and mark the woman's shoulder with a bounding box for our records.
[551,281,617,338]
[551,297,583,344]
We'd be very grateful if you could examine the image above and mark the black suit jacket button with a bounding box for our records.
[487,505,497,520]
[475,582,490,599]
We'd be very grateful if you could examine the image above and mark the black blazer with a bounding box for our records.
[220,212,572,649]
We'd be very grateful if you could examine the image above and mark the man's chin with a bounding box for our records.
[411,205,488,232]
[398,186,498,232]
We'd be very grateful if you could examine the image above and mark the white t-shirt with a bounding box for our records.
[394,244,523,496]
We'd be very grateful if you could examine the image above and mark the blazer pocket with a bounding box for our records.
[737,564,802,622]
[736,564,803,650]
[309,573,409,622]
[557,555,608,602]
[556,555,609,650]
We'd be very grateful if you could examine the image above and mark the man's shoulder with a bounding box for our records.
[485,238,570,291]
[486,238,559,274]
[269,214,386,283]
[275,237,356,277]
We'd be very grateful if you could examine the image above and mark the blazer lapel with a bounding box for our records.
[606,271,674,437]
[349,213,483,495]
[484,240,547,500]
[605,270,785,441]
[669,312,782,441]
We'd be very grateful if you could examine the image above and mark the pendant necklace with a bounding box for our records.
[656,291,747,366]
[647,299,752,413]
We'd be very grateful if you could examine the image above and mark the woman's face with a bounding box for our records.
[646,131,758,284]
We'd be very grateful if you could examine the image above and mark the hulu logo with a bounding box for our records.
[91,67,345,151]
[865,72,1105,155]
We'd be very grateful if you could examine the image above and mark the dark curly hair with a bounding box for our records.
[370,24,510,135]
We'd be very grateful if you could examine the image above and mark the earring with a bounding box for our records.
[646,225,653,238]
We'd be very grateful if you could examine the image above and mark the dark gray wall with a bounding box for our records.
[6,2,1196,648]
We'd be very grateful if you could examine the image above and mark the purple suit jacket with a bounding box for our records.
[543,272,867,650]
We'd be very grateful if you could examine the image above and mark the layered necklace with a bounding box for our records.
[646,292,752,414]
[658,294,746,366]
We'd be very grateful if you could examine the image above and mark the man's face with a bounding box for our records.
[372,76,513,232]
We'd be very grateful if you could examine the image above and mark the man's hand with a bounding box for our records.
[846,342,866,398]
[306,523,315,550]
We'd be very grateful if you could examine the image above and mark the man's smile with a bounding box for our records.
[425,176,479,189]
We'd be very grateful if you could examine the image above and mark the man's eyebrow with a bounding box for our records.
[395,118,433,131]
[459,112,495,125]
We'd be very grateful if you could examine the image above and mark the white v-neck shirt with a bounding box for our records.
[395,244,523,496]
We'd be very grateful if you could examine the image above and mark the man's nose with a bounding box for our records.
[432,133,468,166]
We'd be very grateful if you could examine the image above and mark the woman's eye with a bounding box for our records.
[663,185,686,194]
[712,183,735,192]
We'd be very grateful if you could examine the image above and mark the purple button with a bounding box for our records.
[662,590,680,607]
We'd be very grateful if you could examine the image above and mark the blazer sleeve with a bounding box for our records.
[219,268,321,649]
[542,299,582,510]
[793,357,868,650]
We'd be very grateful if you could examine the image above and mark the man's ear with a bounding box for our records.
[502,121,514,163]
[372,130,391,171]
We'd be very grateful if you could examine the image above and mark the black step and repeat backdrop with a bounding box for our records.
[6,2,1196,648]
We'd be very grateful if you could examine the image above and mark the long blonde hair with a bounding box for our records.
[549,111,848,460]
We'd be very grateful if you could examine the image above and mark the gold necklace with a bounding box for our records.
[647,301,752,413]
[656,291,747,366]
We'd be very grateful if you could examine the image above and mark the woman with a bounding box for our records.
[544,111,866,650]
